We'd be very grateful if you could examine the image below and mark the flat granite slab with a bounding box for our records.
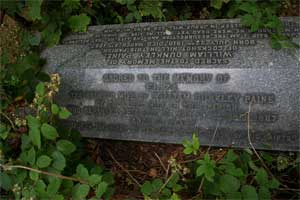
[42,17,300,151]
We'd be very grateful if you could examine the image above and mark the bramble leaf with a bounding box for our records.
[67,14,91,32]
[41,123,58,140]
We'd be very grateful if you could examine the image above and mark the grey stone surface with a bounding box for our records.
[42,17,300,151]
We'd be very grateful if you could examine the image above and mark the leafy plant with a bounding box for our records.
[0,74,114,199]
[183,133,200,155]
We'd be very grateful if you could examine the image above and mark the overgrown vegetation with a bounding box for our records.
[0,0,299,199]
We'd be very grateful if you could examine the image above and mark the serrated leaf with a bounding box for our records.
[258,186,270,200]
[239,2,258,14]
[29,128,41,149]
[26,115,41,129]
[219,174,240,193]
[67,14,90,32]
[36,82,45,96]
[41,123,58,140]
[255,168,268,186]
[141,181,153,196]
[76,164,89,179]
[27,147,36,165]
[59,107,71,119]
[29,168,39,181]
[167,173,180,188]
[241,185,258,200]
[72,184,90,200]
[0,172,12,190]
[95,182,108,198]
[37,155,52,168]
[57,139,76,155]
[88,174,102,187]
[211,0,223,10]
[52,151,66,171]
[35,180,46,194]
[51,104,59,115]
[47,178,61,195]
[27,0,42,20]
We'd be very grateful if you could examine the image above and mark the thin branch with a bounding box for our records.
[107,149,141,187]
[154,152,167,173]
[0,164,87,184]
[0,111,17,131]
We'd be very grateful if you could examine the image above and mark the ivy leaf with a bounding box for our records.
[41,123,58,140]
[67,14,91,32]
[51,104,60,115]
[76,164,89,179]
[0,172,12,191]
[59,107,71,119]
[37,155,52,168]
[27,0,42,20]
[95,182,108,198]
[57,139,76,155]
[52,151,66,171]
[219,174,240,193]
[72,184,90,200]
[29,128,41,149]
[241,185,258,200]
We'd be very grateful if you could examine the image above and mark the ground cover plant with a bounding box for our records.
[0,0,299,199]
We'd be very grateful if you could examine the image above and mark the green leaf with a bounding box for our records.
[152,179,163,191]
[62,0,80,9]
[35,180,46,194]
[239,2,258,14]
[0,172,12,190]
[27,147,36,165]
[41,23,62,47]
[269,178,280,189]
[196,154,215,182]
[224,149,238,162]
[258,186,270,200]
[183,147,193,155]
[67,14,91,32]
[26,115,41,129]
[167,173,180,188]
[27,0,42,20]
[76,164,89,179]
[41,123,58,140]
[51,104,60,115]
[211,0,223,10]
[36,155,52,168]
[255,168,268,186]
[52,151,66,171]
[35,82,45,96]
[29,128,41,149]
[0,123,10,140]
[141,181,153,196]
[95,182,108,198]
[241,185,258,200]
[219,174,240,193]
[47,178,61,195]
[72,184,90,200]
[57,139,76,155]
[29,168,39,181]
[59,107,71,119]
[88,174,102,187]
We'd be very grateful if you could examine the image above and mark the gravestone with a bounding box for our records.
[42,17,300,151]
